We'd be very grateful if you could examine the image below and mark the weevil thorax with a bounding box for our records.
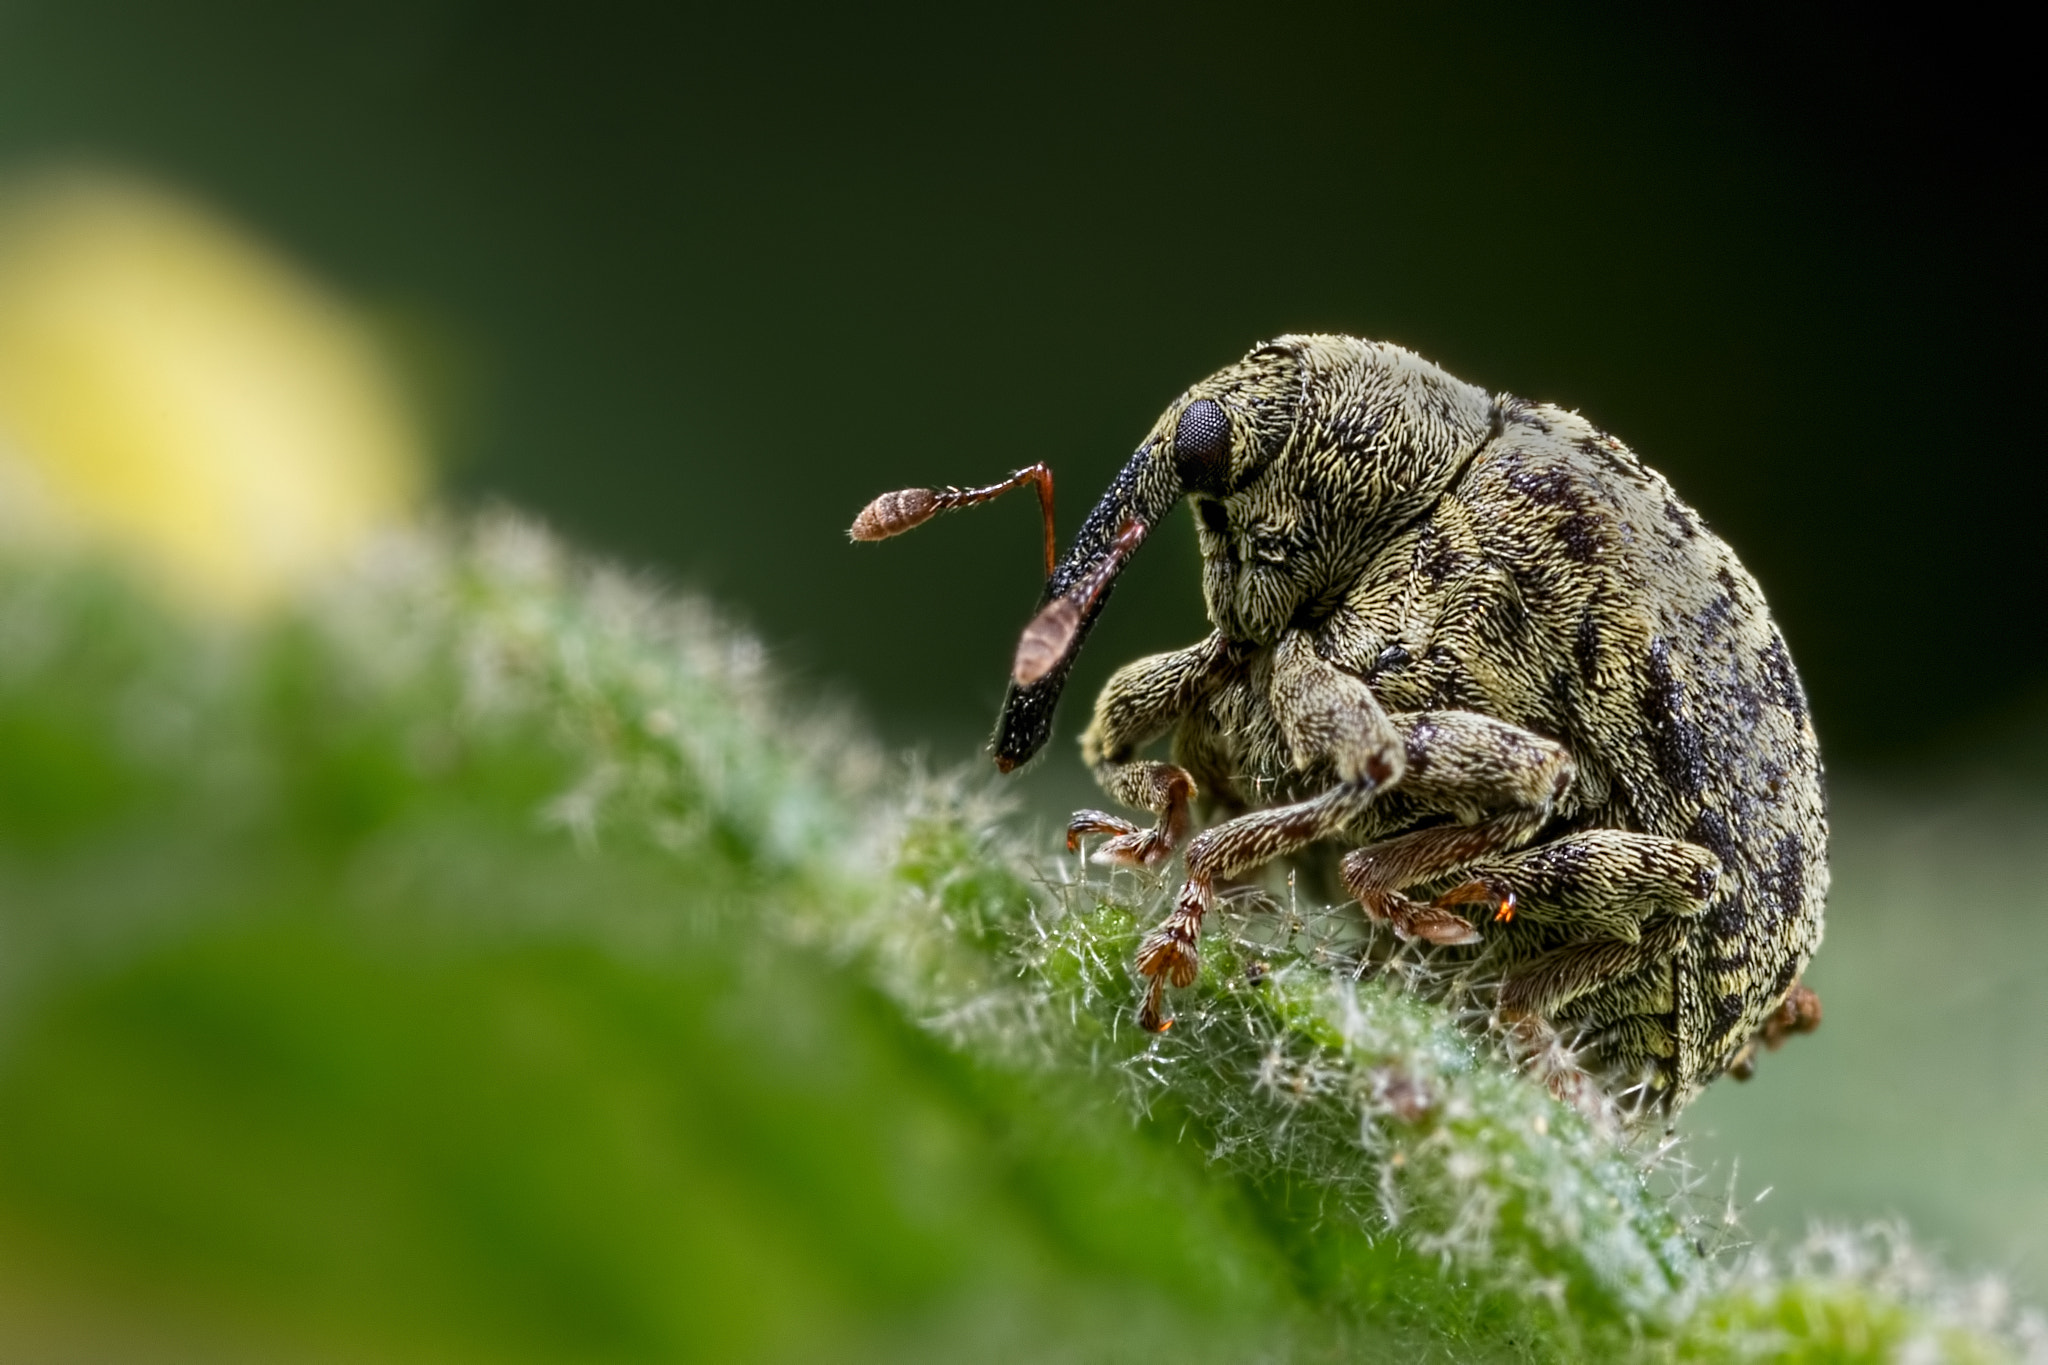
[1167,336,1497,645]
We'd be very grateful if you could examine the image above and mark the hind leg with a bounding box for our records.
[1138,695,1586,1027]
[1339,815,1542,945]
[1725,981,1822,1080]
[1334,709,1582,941]
[1451,829,1720,944]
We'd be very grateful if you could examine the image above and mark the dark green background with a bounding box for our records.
[0,1,2038,766]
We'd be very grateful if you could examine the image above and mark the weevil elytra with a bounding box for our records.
[850,336,1826,1112]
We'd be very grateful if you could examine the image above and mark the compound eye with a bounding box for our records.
[1173,398,1230,495]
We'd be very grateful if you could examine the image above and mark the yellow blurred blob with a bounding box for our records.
[0,172,425,612]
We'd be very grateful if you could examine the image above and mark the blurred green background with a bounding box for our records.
[2,0,2045,1355]
[2,0,2039,760]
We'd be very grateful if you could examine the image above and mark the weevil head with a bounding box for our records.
[1179,336,1498,647]
[993,335,1497,770]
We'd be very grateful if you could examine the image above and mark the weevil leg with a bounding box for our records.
[1067,763,1194,870]
[1135,652,1719,1030]
[1337,711,1719,944]
[1726,980,1821,1080]
[1760,980,1822,1047]
[1388,709,1578,822]
[1591,1014,1675,1076]
[1136,772,1388,1026]
[1138,632,1403,1021]
[1498,918,1690,1019]
[1333,708,1575,942]
[1074,633,1232,869]
[1340,814,1545,946]
[1454,830,1720,944]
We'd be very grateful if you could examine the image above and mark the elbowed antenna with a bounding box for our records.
[992,442,1180,771]
[844,440,1182,774]
[846,463,1057,576]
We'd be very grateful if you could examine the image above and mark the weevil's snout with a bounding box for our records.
[992,439,1185,770]
[991,367,1288,769]
[1006,400,1232,689]
[1009,516,1149,687]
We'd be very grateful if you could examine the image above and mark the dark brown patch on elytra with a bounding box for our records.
[1574,608,1603,684]
[1767,954,1802,1002]
[1507,462,1581,509]
[1732,680,1764,729]
[1707,990,1746,1043]
[1700,949,1751,975]
[1687,807,1738,873]
[1767,831,1806,926]
[1641,636,1707,797]
[1696,591,1737,641]
[1556,511,1603,563]
[1759,632,1807,725]
[1702,891,1748,944]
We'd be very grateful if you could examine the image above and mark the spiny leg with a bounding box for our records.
[1726,980,1821,1080]
[1335,709,1576,943]
[1073,633,1232,869]
[1340,815,1546,946]
[1498,918,1690,1019]
[1493,919,1690,1106]
[1456,831,1719,943]
[1135,775,1387,1029]
[1139,632,1402,1028]
[1067,764,1194,870]
[1354,822,1719,1097]
[1445,827,1720,1099]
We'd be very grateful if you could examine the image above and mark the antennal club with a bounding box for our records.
[848,463,1057,576]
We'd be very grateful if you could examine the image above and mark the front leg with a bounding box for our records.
[1070,633,1232,868]
[1136,633,1401,1027]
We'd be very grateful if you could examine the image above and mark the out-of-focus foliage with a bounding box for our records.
[0,172,422,611]
[1684,785,2048,1303]
[0,521,2033,1361]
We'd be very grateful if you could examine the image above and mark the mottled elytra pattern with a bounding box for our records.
[851,334,1826,1114]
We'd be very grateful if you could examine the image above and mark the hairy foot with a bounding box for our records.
[1067,810,1178,868]
[1134,875,1211,1030]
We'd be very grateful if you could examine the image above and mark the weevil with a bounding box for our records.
[850,336,1826,1112]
